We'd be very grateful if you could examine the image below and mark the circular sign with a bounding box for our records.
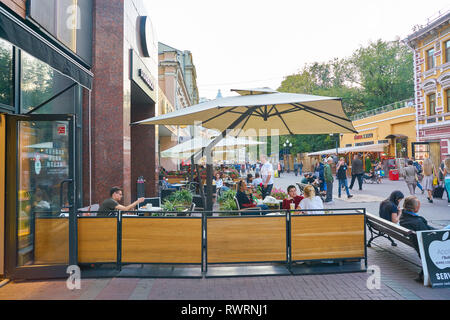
[139,16,155,58]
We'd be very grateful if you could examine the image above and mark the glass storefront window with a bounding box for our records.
[17,120,71,266]
[21,51,74,114]
[0,38,13,107]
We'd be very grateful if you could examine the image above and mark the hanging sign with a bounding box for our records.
[57,124,67,136]
[417,230,450,288]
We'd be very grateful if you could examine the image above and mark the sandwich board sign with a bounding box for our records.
[417,230,450,288]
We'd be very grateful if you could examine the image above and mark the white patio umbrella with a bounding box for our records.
[160,136,263,158]
[134,88,356,209]
[135,88,356,136]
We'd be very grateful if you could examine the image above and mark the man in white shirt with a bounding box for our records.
[260,155,274,199]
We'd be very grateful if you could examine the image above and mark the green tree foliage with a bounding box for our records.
[277,39,414,153]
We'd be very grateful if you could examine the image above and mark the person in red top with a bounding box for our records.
[282,185,304,211]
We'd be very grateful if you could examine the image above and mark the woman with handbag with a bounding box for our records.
[422,158,436,203]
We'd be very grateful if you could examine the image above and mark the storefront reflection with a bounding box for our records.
[17,121,70,266]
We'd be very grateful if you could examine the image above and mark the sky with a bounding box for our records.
[145,0,450,100]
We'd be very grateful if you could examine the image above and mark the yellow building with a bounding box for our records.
[405,10,450,169]
[340,99,417,159]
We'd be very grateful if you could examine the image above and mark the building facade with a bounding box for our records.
[89,0,159,206]
[405,11,450,168]
[340,99,417,159]
[0,0,159,279]
[158,42,199,171]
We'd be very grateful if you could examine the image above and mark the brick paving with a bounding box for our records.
[1,234,449,300]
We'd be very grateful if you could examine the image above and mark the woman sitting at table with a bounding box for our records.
[215,172,230,192]
[236,180,269,210]
[299,185,324,214]
[282,185,304,211]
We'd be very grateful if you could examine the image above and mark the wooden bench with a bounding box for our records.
[365,212,419,256]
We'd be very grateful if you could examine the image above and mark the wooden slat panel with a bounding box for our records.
[78,218,117,263]
[207,217,287,263]
[35,218,68,264]
[291,215,365,261]
[122,218,202,264]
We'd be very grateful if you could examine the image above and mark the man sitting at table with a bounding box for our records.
[282,185,304,210]
[98,187,145,216]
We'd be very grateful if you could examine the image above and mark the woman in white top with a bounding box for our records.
[299,185,324,214]
[214,172,230,192]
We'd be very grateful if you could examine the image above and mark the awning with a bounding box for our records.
[308,143,389,156]
[0,6,93,89]
[385,134,408,139]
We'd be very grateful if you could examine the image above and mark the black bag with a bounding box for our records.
[433,186,444,199]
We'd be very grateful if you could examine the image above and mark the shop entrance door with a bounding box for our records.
[5,114,77,280]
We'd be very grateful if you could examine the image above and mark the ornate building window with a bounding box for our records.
[428,93,436,116]
[445,39,450,64]
[446,89,450,113]
[426,48,435,70]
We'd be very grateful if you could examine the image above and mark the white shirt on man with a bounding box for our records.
[260,162,274,185]
[299,197,324,214]
[252,177,263,187]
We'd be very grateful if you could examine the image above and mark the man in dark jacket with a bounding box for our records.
[399,196,435,231]
[349,154,364,191]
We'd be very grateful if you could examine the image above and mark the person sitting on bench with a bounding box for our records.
[399,196,435,231]
[379,190,404,224]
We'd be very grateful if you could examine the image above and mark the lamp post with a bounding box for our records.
[283,140,293,173]
[330,133,339,156]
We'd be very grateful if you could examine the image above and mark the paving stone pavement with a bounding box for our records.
[1,234,449,300]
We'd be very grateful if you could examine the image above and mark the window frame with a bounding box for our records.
[0,38,15,110]
[428,93,436,116]
[426,47,435,70]
[445,39,450,64]
[446,89,450,113]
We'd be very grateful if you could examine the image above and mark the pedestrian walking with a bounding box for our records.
[294,158,299,177]
[336,157,353,199]
[349,154,364,191]
[443,158,450,206]
[422,158,436,203]
[324,157,334,203]
[260,155,274,199]
[402,160,418,195]
[299,160,303,177]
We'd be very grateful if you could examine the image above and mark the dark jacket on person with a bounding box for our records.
[379,191,404,222]
[400,211,435,232]
[351,159,364,175]
[337,163,348,180]
[236,190,256,208]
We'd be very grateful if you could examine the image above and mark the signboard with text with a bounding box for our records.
[417,230,450,288]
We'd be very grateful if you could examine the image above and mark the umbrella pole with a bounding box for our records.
[193,107,258,211]
[190,155,194,182]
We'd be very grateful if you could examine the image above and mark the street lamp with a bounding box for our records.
[330,133,339,156]
[283,140,293,172]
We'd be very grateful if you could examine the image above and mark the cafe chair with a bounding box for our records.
[138,197,161,209]
[192,195,204,211]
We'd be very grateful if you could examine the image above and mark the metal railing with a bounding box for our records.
[350,99,415,121]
